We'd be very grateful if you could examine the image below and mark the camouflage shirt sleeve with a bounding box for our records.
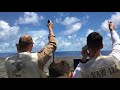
[37,34,57,70]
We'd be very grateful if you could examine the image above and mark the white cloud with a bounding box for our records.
[0,20,19,41]
[39,16,44,20]
[106,33,111,40]
[56,37,71,51]
[68,36,72,39]
[86,29,94,37]
[81,15,89,24]
[58,12,64,17]
[56,16,80,25]
[101,12,120,32]
[100,12,120,50]
[55,16,89,51]
[0,39,18,53]
[16,12,44,25]
[56,16,89,35]
[103,34,112,50]
[28,30,48,37]
[56,36,87,51]
[62,17,80,25]
[27,30,49,50]
[77,38,87,46]
[68,34,76,39]
[55,18,62,23]
[63,23,82,35]
[101,20,109,32]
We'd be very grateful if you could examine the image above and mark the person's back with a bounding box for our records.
[5,20,57,78]
[75,56,120,78]
[73,21,120,78]
[5,52,41,78]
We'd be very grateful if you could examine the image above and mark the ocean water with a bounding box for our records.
[0,51,111,58]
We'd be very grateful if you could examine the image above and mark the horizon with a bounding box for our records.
[0,12,119,52]
[0,50,112,53]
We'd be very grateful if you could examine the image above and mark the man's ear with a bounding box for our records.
[100,43,103,49]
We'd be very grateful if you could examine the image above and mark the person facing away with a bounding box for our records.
[5,20,57,78]
[48,60,72,78]
[73,21,120,78]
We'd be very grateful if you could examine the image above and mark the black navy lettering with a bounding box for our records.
[108,64,119,75]
[91,64,119,78]
[91,68,106,78]
[96,71,101,78]
[99,68,106,77]
[91,72,96,78]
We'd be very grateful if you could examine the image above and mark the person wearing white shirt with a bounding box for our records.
[73,21,120,78]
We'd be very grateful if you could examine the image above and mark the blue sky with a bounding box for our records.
[0,12,120,52]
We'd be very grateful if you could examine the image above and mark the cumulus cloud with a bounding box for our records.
[86,29,94,37]
[103,33,112,50]
[63,23,82,35]
[56,17,81,35]
[56,36,87,51]
[56,16,80,25]
[106,33,111,40]
[0,20,19,41]
[68,34,76,39]
[81,15,89,24]
[101,20,109,32]
[62,17,80,25]
[56,37,71,51]
[101,12,120,32]
[55,15,88,51]
[0,42,17,53]
[56,16,89,35]
[27,30,49,50]
[77,38,87,46]
[16,12,44,25]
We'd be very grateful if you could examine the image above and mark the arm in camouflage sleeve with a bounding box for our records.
[37,21,57,70]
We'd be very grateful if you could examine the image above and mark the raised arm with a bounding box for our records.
[108,21,120,60]
[109,21,120,45]
[37,20,57,70]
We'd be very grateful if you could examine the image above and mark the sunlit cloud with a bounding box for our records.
[16,12,44,25]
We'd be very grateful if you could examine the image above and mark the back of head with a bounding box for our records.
[48,60,70,78]
[87,32,103,49]
[18,35,33,51]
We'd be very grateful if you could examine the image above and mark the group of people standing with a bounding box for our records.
[4,20,120,78]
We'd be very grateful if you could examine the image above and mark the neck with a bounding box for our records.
[89,49,101,59]
[20,49,31,52]
[19,46,32,53]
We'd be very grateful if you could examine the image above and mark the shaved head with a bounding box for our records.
[18,35,33,52]
[19,35,33,44]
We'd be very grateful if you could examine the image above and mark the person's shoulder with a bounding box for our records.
[96,55,113,60]
[30,52,38,60]
[31,52,38,56]
[5,53,19,61]
[96,55,116,64]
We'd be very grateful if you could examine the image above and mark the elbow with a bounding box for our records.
[53,44,57,51]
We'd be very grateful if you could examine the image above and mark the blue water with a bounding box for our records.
[55,51,111,57]
[0,51,112,58]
